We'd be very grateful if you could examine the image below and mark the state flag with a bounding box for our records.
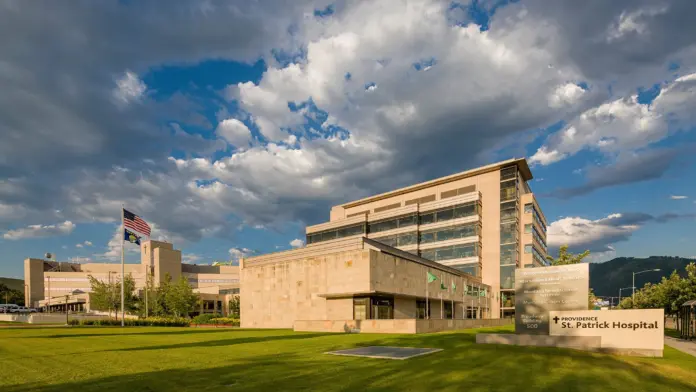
[124,228,141,245]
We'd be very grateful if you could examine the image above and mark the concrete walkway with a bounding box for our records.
[665,336,696,357]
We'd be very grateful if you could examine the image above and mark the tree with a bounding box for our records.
[546,245,593,309]
[229,296,240,319]
[546,245,590,266]
[0,283,23,305]
[588,288,598,309]
[88,274,138,319]
[164,276,199,317]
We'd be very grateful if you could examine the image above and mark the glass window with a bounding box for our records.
[452,264,480,277]
[454,203,476,218]
[525,224,532,233]
[500,244,516,265]
[416,300,430,319]
[436,208,454,221]
[500,291,515,308]
[500,265,515,289]
[500,222,517,244]
[501,166,517,181]
[398,232,417,246]
[524,244,532,254]
[398,215,417,227]
[420,231,436,244]
[524,203,533,213]
[500,181,517,202]
[500,201,517,222]
[436,247,454,260]
[420,212,435,225]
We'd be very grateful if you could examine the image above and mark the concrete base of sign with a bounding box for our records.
[476,333,601,350]
[475,334,663,357]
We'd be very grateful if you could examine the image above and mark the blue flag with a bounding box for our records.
[124,228,141,245]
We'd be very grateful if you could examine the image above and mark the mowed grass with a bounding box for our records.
[1,325,695,392]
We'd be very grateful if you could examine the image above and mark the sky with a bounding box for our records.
[1,0,696,278]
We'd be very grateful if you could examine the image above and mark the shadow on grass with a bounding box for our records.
[103,332,331,352]
[4,343,696,392]
[21,328,293,339]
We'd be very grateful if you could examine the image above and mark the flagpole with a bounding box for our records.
[120,204,125,327]
[440,273,443,320]
[425,270,429,320]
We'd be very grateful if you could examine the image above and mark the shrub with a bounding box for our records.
[191,313,222,325]
[68,317,190,327]
[209,317,240,326]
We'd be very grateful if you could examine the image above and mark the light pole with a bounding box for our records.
[633,269,661,307]
[618,287,633,305]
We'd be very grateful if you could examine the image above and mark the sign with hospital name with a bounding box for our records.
[515,263,589,335]
[549,309,664,353]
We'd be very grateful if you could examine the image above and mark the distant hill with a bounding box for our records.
[0,277,24,291]
[590,256,694,298]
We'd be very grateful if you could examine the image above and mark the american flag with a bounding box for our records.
[123,208,151,236]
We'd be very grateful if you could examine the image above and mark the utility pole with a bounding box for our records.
[65,294,69,325]
[632,269,661,308]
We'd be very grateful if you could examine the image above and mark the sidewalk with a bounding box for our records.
[665,336,696,357]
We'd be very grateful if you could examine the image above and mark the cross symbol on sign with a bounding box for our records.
[553,316,560,324]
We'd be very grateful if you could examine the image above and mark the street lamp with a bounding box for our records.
[618,287,633,305]
[633,269,661,307]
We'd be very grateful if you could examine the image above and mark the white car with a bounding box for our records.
[10,306,36,313]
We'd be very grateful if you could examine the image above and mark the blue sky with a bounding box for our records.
[1,0,696,278]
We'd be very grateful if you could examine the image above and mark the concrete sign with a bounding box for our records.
[515,264,589,335]
[549,309,664,356]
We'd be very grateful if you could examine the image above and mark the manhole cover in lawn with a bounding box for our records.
[325,346,442,360]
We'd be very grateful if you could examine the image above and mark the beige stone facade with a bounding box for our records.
[241,237,492,330]
[240,158,547,332]
[25,240,240,316]
[305,158,548,319]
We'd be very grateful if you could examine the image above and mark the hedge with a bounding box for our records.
[191,313,222,325]
[209,317,240,326]
[68,317,190,327]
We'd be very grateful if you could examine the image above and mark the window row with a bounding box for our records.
[369,214,417,233]
[306,223,366,244]
[524,203,547,232]
[500,221,518,245]
[500,243,518,266]
[524,244,548,266]
[46,287,91,292]
[531,226,547,253]
[500,180,517,202]
[420,223,479,244]
[188,279,239,284]
[420,242,479,262]
[500,201,518,222]
[307,202,480,244]
[419,202,479,225]
[452,264,481,278]
[372,232,418,247]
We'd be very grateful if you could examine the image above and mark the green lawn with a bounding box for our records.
[1,325,695,392]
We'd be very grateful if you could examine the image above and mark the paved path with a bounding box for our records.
[665,336,696,357]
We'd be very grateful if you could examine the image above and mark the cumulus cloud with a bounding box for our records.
[182,254,202,264]
[289,238,304,248]
[113,71,147,104]
[229,247,254,261]
[93,226,140,261]
[546,148,687,198]
[547,212,696,257]
[75,240,92,248]
[216,118,252,148]
[531,73,696,166]
[3,221,75,240]
[1,0,696,251]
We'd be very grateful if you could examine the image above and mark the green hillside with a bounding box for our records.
[590,256,694,298]
[0,277,23,291]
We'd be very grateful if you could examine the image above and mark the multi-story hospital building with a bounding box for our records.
[240,158,548,332]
